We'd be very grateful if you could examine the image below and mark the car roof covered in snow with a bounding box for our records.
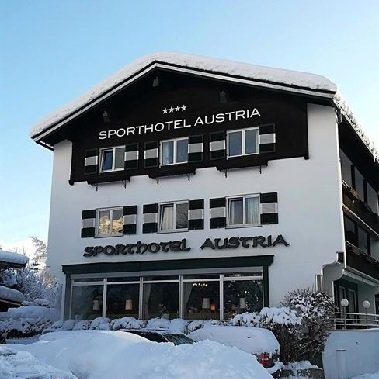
[189,325,280,355]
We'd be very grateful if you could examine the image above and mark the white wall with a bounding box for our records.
[47,104,345,306]
[323,329,379,379]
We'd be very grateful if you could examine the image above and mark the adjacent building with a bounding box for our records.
[30,53,379,321]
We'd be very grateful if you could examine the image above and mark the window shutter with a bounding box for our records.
[209,197,226,228]
[260,192,278,224]
[124,143,139,170]
[81,209,96,237]
[123,206,137,234]
[84,149,98,174]
[188,199,204,230]
[188,135,203,163]
[210,132,226,160]
[259,124,276,153]
[143,203,158,233]
[144,141,159,168]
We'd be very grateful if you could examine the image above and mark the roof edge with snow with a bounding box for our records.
[30,52,337,146]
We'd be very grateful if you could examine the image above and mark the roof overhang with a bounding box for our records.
[30,52,337,148]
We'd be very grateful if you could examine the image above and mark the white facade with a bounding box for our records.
[32,53,379,321]
[47,104,344,309]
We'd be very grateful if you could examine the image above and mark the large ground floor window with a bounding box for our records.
[69,268,264,321]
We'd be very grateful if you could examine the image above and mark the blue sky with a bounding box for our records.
[1,0,378,244]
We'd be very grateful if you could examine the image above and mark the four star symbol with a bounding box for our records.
[162,105,187,114]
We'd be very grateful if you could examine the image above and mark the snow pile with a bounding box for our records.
[0,286,24,304]
[146,317,188,333]
[12,330,273,379]
[0,250,28,267]
[189,325,279,356]
[0,306,58,337]
[0,345,76,379]
[111,316,145,330]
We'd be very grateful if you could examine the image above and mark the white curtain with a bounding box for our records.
[162,141,173,165]
[229,198,243,225]
[160,205,173,231]
[245,196,259,225]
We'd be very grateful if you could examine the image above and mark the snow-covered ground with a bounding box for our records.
[4,330,273,379]
[352,373,379,379]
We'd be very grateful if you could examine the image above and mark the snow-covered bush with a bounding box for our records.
[229,290,335,363]
[282,288,335,363]
[90,317,110,330]
[111,317,145,331]
[0,305,58,337]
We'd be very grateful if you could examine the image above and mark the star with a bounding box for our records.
[169,107,174,113]
[181,105,187,111]
[163,108,168,114]
[175,106,180,111]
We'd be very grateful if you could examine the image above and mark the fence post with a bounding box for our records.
[336,349,347,379]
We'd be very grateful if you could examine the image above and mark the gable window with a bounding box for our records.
[99,146,125,172]
[159,201,189,232]
[161,138,189,166]
[97,207,123,237]
[227,128,258,158]
[227,194,259,226]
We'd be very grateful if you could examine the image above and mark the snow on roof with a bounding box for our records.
[0,250,28,267]
[30,52,336,143]
[334,93,378,162]
[0,286,24,304]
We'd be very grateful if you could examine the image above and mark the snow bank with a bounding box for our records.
[189,325,279,356]
[0,250,28,266]
[0,286,24,303]
[13,330,273,379]
[0,346,76,379]
[352,372,379,379]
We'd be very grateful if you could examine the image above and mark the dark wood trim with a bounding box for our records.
[64,274,71,319]
[62,255,274,275]
[263,265,269,307]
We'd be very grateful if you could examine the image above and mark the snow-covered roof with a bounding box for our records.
[30,52,337,144]
[0,286,24,304]
[0,250,28,268]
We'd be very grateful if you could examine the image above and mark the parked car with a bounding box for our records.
[121,329,193,345]
[189,325,282,375]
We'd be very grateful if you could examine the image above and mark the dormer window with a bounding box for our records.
[161,138,189,166]
[99,146,125,173]
[227,128,259,158]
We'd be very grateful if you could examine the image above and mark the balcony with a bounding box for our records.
[342,181,379,235]
[341,242,379,281]
[334,312,379,329]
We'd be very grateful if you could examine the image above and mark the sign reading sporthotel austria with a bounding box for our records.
[83,235,289,257]
[98,108,261,140]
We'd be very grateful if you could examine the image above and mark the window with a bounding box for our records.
[161,138,188,165]
[159,201,189,232]
[227,194,259,226]
[96,208,123,237]
[227,128,258,158]
[354,168,365,200]
[99,146,125,172]
[339,150,353,187]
